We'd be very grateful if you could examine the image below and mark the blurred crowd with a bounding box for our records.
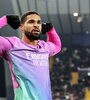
[50,46,90,100]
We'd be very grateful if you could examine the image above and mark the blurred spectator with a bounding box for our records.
[50,46,90,100]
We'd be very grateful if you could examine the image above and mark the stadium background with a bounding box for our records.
[0,0,90,99]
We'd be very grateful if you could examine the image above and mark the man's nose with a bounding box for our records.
[33,22,40,28]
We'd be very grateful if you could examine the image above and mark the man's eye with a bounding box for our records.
[37,21,42,24]
[28,20,42,24]
[28,20,35,23]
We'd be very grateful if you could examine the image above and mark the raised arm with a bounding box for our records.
[42,23,62,56]
[47,27,62,56]
[0,15,19,57]
[47,27,61,51]
[0,37,12,56]
[0,15,20,29]
[0,16,7,28]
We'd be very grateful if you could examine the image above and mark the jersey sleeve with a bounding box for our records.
[0,36,16,57]
[46,27,62,56]
[0,16,7,28]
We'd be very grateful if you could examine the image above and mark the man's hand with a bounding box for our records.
[6,15,20,29]
[41,23,53,34]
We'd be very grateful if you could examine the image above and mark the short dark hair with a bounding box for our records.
[21,11,40,24]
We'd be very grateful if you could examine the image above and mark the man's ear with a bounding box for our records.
[19,24,24,32]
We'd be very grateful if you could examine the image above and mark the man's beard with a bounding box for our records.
[24,31,41,40]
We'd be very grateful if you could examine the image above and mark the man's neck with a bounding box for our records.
[22,35,38,46]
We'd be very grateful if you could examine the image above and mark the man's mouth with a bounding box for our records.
[33,29,40,35]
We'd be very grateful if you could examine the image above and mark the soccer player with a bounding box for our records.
[0,11,61,100]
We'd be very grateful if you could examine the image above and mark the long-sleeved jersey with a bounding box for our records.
[0,16,61,100]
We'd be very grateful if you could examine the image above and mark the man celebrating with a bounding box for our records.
[0,11,61,100]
